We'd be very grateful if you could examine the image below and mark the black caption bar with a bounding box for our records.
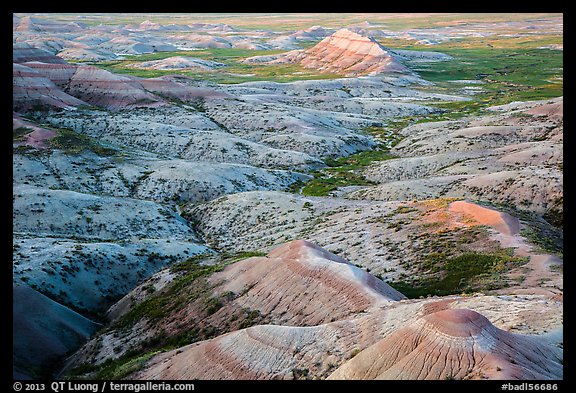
[11,380,567,392]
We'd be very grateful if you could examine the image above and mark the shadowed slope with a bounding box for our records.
[13,285,100,379]
[13,42,68,64]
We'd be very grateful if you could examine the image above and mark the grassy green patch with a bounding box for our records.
[67,349,162,380]
[115,250,267,330]
[48,128,116,156]
[520,226,563,257]
[93,47,342,84]
[168,252,214,273]
[295,149,396,196]
[412,47,562,88]
[94,350,161,380]
[362,35,563,125]
[13,127,33,141]
[361,126,404,146]
[324,148,396,170]
[115,259,225,329]
[122,48,284,62]
[219,250,268,262]
[409,45,562,112]
[390,251,528,298]
[297,171,375,197]
[475,200,563,255]
[292,129,400,197]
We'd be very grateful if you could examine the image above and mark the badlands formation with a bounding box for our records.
[13,13,562,381]
[245,28,410,76]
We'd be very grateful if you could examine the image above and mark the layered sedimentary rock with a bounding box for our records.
[61,236,563,380]
[14,16,84,33]
[66,65,165,110]
[63,240,405,372]
[138,76,230,103]
[130,56,225,70]
[13,49,235,111]
[13,42,68,64]
[329,309,562,380]
[132,324,334,380]
[20,61,77,87]
[12,63,87,111]
[207,240,405,325]
[128,288,562,380]
[57,47,118,61]
[13,114,56,149]
[12,14,563,383]
[353,97,564,221]
[132,306,562,380]
[13,52,165,111]
[267,29,409,76]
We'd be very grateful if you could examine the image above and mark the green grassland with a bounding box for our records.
[294,149,397,197]
[290,126,400,197]
[412,46,562,105]
[121,48,283,62]
[390,251,529,298]
[91,48,341,84]
[34,13,561,32]
[288,33,562,197]
[382,32,563,110]
[87,28,562,100]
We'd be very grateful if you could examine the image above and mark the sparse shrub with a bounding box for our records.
[291,368,310,379]
[205,297,223,315]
